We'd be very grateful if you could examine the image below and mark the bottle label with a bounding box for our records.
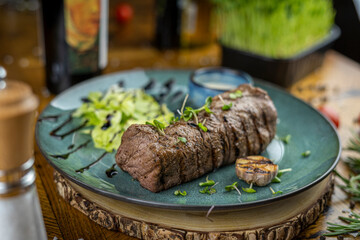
[64,0,108,75]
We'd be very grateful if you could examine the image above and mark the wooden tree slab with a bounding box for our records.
[54,172,334,240]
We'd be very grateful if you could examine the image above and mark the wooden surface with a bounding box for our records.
[1,2,360,239]
[55,172,334,240]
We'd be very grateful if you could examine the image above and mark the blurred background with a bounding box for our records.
[0,0,359,96]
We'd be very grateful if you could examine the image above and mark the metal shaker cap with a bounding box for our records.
[0,68,39,171]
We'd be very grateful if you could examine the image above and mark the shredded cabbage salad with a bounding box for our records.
[72,85,174,152]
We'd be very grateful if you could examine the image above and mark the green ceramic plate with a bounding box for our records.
[36,70,340,211]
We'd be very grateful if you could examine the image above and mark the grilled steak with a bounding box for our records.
[116,84,277,192]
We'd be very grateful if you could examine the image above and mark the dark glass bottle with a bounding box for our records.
[40,0,108,94]
[154,0,182,50]
[154,0,214,50]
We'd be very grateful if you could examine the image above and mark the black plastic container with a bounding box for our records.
[221,26,341,87]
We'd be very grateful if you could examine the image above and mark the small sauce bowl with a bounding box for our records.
[188,67,253,107]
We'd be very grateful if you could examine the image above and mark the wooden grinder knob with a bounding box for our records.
[0,79,39,171]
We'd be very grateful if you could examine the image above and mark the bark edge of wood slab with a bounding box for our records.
[54,171,334,240]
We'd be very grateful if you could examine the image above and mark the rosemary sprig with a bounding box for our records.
[347,134,360,152]
[334,170,360,201]
[324,211,360,237]
[344,133,360,173]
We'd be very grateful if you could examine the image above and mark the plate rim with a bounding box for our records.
[35,69,341,211]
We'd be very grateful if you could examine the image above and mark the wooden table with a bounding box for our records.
[1,3,360,239]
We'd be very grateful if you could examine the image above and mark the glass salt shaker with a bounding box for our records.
[0,67,47,240]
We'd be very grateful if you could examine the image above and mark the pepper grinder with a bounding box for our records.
[0,67,47,240]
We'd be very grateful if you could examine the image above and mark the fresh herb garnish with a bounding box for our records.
[324,211,360,237]
[178,96,212,132]
[199,177,217,194]
[271,176,281,183]
[302,150,311,157]
[146,119,166,135]
[272,168,292,183]
[199,176,215,187]
[225,182,242,196]
[177,137,187,143]
[279,134,291,144]
[242,187,256,193]
[198,122,208,132]
[242,183,256,193]
[199,186,217,195]
[229,90,243,99]
[174,190,187,196]
[269,187,282,195]
[219,95,232,111]
[170,116,179,124]
[222,103,233,111]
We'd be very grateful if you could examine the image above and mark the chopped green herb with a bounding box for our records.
[218,95,233,111]
[272,168,292,183]
[242,187,256,193]
[205,96,212,106]
[199,186,209,194]
[225,182,238,191]
[199,186,216,195]
[204,106,213,114]
[229,90,243,99]
[271,176,281,183]
[302,150,311,157]
[170,116,179,124]
[180,96,213,124]
[198,122,208,132]
[269,187,282,195]
[146,119,166,135]
[177,137,187,143]
[174,190,187,196]
[278,168,292,176]
[199,178,217,195]
[280,134,291,144]
[222,102,233,111]
[199,176,215,187]
[208,188,217,194]
[225,182,242,196]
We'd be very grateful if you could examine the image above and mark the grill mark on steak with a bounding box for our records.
[222,113,245,159]
[193,117,214,173]
[221,114,236,164]
[249,109,263,151]
[205,113,227,168]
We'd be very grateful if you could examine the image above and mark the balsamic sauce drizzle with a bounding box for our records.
[143,78,155,90]
[49,115,88,139]
[75,152,108,173]
[50,140,91,160]
[105,163,118,178]
[37,114,61,122]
